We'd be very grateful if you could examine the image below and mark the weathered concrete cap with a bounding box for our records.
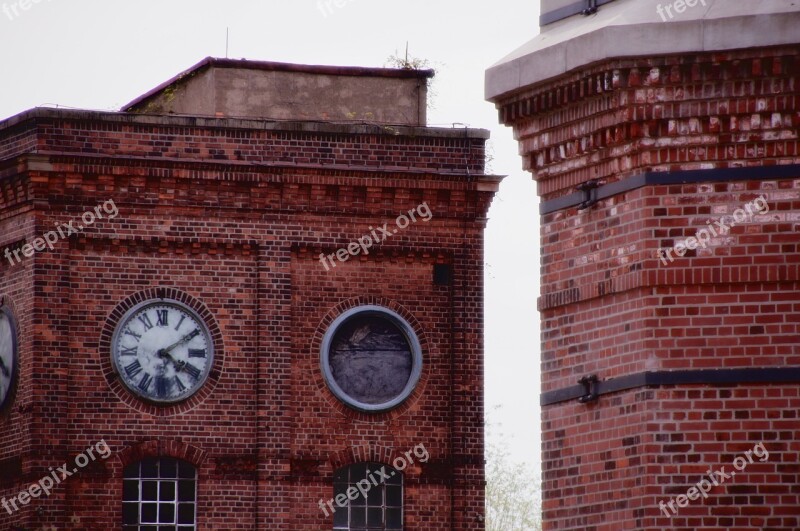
[486,0,800,102]
[123,57,434,126]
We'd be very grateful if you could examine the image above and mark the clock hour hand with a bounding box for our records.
[157,350,187,372]
[0,356,10,378]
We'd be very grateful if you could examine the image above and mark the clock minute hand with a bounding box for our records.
[160,329,201,355]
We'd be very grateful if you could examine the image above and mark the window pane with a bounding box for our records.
[177,503,195,524]
[178,462,195,478]
[141,459,159,478]
[367,507,383,526]
[333,506,348,527]
[160,459,177,478]
[178,481,195,502]
[367,484,382,505]
[123,502,139,524]
[141,503,158,523]
[160,482,176,502]
[386,485,402,506]
[142,481,158,501]
[386,507,402,529]
[159,503,175,523]
[351,506,366,527]
[351,489,366,506]
[123,480,140,501]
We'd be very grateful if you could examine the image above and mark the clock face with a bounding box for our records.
[111,300,214,404]
[0,308,18,411]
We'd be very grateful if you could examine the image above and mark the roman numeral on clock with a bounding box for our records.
[188,349,206,358]
[124,329,142,341]
[174,375,187,393]
[120,346,137,356]
[156,310,169,327]
[124,360,142,379]
[183,364,202,379]
[155,376,169,398]
[138,314,154,331]
[138,373,153,392]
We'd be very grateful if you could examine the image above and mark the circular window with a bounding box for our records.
[320,306,422,412]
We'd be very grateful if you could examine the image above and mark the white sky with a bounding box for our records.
[0,0,542,474]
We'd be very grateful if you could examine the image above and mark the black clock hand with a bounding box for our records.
[157,350,187,372]
[0,356,9,378]
[158,329,201,355]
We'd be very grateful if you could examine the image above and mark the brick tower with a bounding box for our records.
[487,1,800,529]
[0,58,499,530]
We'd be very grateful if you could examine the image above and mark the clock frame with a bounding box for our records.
[111,299,214,404]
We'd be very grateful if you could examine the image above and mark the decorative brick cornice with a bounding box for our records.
[494,46,800,197]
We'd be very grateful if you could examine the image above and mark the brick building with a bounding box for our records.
[487,0,800,529]
[0,58,500,530]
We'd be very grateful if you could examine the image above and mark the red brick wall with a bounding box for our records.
[0,110,496,529]
[496,45,800,530]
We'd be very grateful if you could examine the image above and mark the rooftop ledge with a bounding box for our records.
[486,0,800,102]
[0,107,490,140]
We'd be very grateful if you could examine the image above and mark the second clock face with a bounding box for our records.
[0,308,18,411]
[111,300,214,404]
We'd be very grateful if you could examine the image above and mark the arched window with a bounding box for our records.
[123,457,197,530]
[331,462,403,530]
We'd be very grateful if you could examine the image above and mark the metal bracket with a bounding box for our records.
[576,179,604,210]
[582,0,598,15]
[578,375,599,403]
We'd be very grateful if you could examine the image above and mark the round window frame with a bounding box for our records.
[320,305,423,413]
[110,298,216,405]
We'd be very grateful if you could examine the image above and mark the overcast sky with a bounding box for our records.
[0,0,542,473]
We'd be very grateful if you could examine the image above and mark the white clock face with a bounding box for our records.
[0,309,18,410]
[112,301,213,403]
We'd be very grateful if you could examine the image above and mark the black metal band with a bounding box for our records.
[540,0,615,26]
[540,164,800,215]
[541,367,800,406]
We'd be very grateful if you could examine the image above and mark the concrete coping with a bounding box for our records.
[486,0,800,102]
[0,107,490,140]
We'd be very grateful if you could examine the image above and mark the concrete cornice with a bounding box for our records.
[0,107,490,140]
[486,0,800,102]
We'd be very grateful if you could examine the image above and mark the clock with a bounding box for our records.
[111,300,214,404]
[0,306,18,412]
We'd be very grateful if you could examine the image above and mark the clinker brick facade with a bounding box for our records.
[488,1,800,529]
[0,60,500,530]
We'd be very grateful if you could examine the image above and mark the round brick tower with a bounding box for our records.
[487,1,800,529]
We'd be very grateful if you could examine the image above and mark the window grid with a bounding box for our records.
[333,463,402,531]
[123,457,197,531]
